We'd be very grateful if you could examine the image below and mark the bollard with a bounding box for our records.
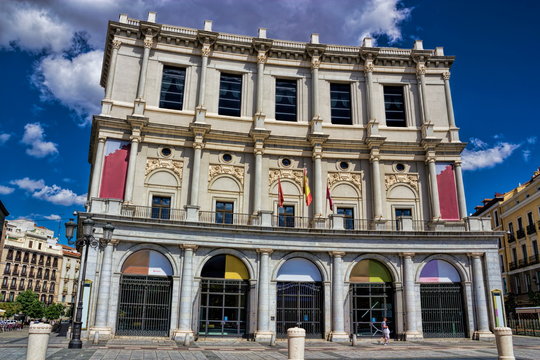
[494,327,515,360]
[351,334,357,346]
[27,323,52,360]
[287,326,306,360]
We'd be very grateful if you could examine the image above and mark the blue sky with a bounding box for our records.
[0,0,538,243]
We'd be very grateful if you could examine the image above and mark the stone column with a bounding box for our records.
[370,150,383,220]
[471,253,494,340]
[311,57,320,119]
[253,145,263,214]
[104,40,121,99]
[195,45,210,123]
[417,65,430,125]
[426,156,441,220]
[176,245,197,341]
[442,71,460,142]
[256,53,265,115]
[402,253,422,339]
[255,249,273,343]
[330,252,348,341]
[89,137,106,199]
[190,142,202,206]
[123,136,140,203]
[454,161,468,219]
[313,146,323,217]
[92,239,116,340]
[364,64,375,122]
[136,38,152,99]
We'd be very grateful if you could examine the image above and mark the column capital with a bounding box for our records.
[364,62,374,73]
[98,136,106,143]
[143,38,153,49]
[401,252,415,259]
[369,154,380,163]
[442,71,451,80]
[201,45,211,57]
[330,251,346,258]
[129,135,141,143]
[257,52,267,64]
[109,239,120,246]
[181,244,198,251]
[311,57,321,69]
[425,156,436,164]
[112,39,122,50]
[454,160,462,167]
[468,252,484,258]
[416,63,426,76]
[257,248,273,254]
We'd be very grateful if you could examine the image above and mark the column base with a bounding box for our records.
[255,331,274,344]
[473,330,495,341]
[330,331,349,342]
[88,327,113,342]
[404,331,423,341]
[184,205,200,222]
[172,330,194,342]
[100,99,113,116]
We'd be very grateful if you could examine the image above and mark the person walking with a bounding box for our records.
[380,317,390,345]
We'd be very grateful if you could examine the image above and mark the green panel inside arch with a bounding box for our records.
[350,259,392,283]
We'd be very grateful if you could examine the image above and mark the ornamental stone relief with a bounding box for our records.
[145,158,183,179]
[268,168,303,187]
[385,173,419,192]
[209,164,245,185]
[327,171,362,189]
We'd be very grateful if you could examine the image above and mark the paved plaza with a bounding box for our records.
[1,329,540,359]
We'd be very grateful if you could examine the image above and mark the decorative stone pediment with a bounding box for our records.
[327,171,362,189]
[145,158,183,179]
[385,173,419,192]
[269,168,303,187]
[209,164,245,185]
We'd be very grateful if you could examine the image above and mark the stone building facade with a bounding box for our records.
[58,245,80,307]
[80,12,502,342]
[0,220,63,304]
[473,168,540,306]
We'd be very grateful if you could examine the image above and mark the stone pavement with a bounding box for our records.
[2,329,540,359]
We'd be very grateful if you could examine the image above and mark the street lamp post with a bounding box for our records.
[65,217,114,349]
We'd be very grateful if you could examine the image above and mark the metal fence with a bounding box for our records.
[508,317,540,337]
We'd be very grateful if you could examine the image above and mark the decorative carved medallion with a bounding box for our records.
[257,52,267,64]
[442,71,451,80]
[327,171,362,189]
[311,58,321,69]
[145,158,183,179]
[364,63,374,73]
[416,64,426,76]
[112,40,122,50]
[385,173,419,192]
[143,38,153,48]
[268,168,303,187]
[209,164,245,185]
[201,45,211,56]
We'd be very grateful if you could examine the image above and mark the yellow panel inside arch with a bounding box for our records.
[350,260,392,283]
[224,255,249,280]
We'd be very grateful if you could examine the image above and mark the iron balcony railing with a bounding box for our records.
[527,224,537,235]
[198,211,255,226]
[509,261,517,271]
[518,259,527,268]
[120,205,186,221]
[271,215,311,229]
[529,254,539,265]
[516,229,526,239]
[507,233,516,243]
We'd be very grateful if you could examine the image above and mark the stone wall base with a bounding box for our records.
[88,327,113,343]
[330,331,349,342]
[405,331,423,341]
[172,330,194,342]
[255,331,274,344]
[473,330,495,341]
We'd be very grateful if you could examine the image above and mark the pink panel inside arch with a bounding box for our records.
[419,259,461,283]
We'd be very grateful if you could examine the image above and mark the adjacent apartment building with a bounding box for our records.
[58,245,81,307]
[473,168,540,306]
[0,220,63,303]
[79,13,501,343]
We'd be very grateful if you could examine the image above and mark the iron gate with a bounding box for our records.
[198,279,249,336]
[420,283,466,338]
[116,275,172,336]
[276,282,323,338]
[350,283,394,337]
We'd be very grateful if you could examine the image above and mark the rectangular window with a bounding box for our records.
[527,212,534,225]
[384,86,406,127]
[337,207,354,230]
[394,208,412,230]
[215,201,234,224]
[494,211,500,227]
[330,83,352,124]
[522,244,528,261]
[218,73,242,117]
[514,276,521,294]
[151,196,171,220]
[159,66,186,110]
[512,248,517,263]
[29,241,32,248]
[499,255,504,272]
[508,222,514,234]
[533,240,539,257]
[517,217,523,230]
[278,205,295,228]
[275,79,297,121]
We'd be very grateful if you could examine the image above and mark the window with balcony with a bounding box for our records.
[44,269,50,280]
[8,292,14,302]
[159,65,186,110]
[517,217,525,238]
[15,251,21,261]
[1,277,8,289]
[218,73,242,117]
[4,263,10,275]
[6,249,13,260]
[278,205,295,228]
[29,267,35,277]
[337,207,354,230]
[522,244,528,266]
[31,254,36,264]
[215,201,234,224]
[330,83,351,125]
[514,276,522,294]
[53,258,58,267]
[23,252,29,262]
[10,278,16,289]
[494,210,500,227]
[532,241,539,264]
[42,281,47,292]
[12,264,18,275]
[27,280,33,290]
[275,78,297,121]
[21,265,27,276]
[384,85,406,127]
[499,255,504,272]
[51,270,56,280]
[0,291,4,301]
[19,279,25,290]
[151,195,171,220]
[508,222,515,242]
[50,282,55,292]
[38,255,44,265]
[40,294,46,302]
[46,256,51,266]
[527,212,536,234]
[37,268,43,278]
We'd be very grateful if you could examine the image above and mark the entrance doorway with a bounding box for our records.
[275,258,324,338]
[349,259,394,337]
[419,259,466,338]
[198,255,250,337]
[116,250,173,336]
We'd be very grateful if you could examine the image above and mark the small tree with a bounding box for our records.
[0,302,22,317]
[16,290,44,320]
[44,303,65,320]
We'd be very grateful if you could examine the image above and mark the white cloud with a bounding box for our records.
[526,136,537,145]
[462,142,520,171]
[10,177,46,191]
[21,123,58,158]
[34,51,103,125]
[345,0,411,44]
[0,133,11,145]
[523,150,531,161]
[0,185,15,195]
[33,185,87,206]
[44,214,62,220]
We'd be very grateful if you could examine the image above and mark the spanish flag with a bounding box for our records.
[303,168,312,206]
[277,177,284,208]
